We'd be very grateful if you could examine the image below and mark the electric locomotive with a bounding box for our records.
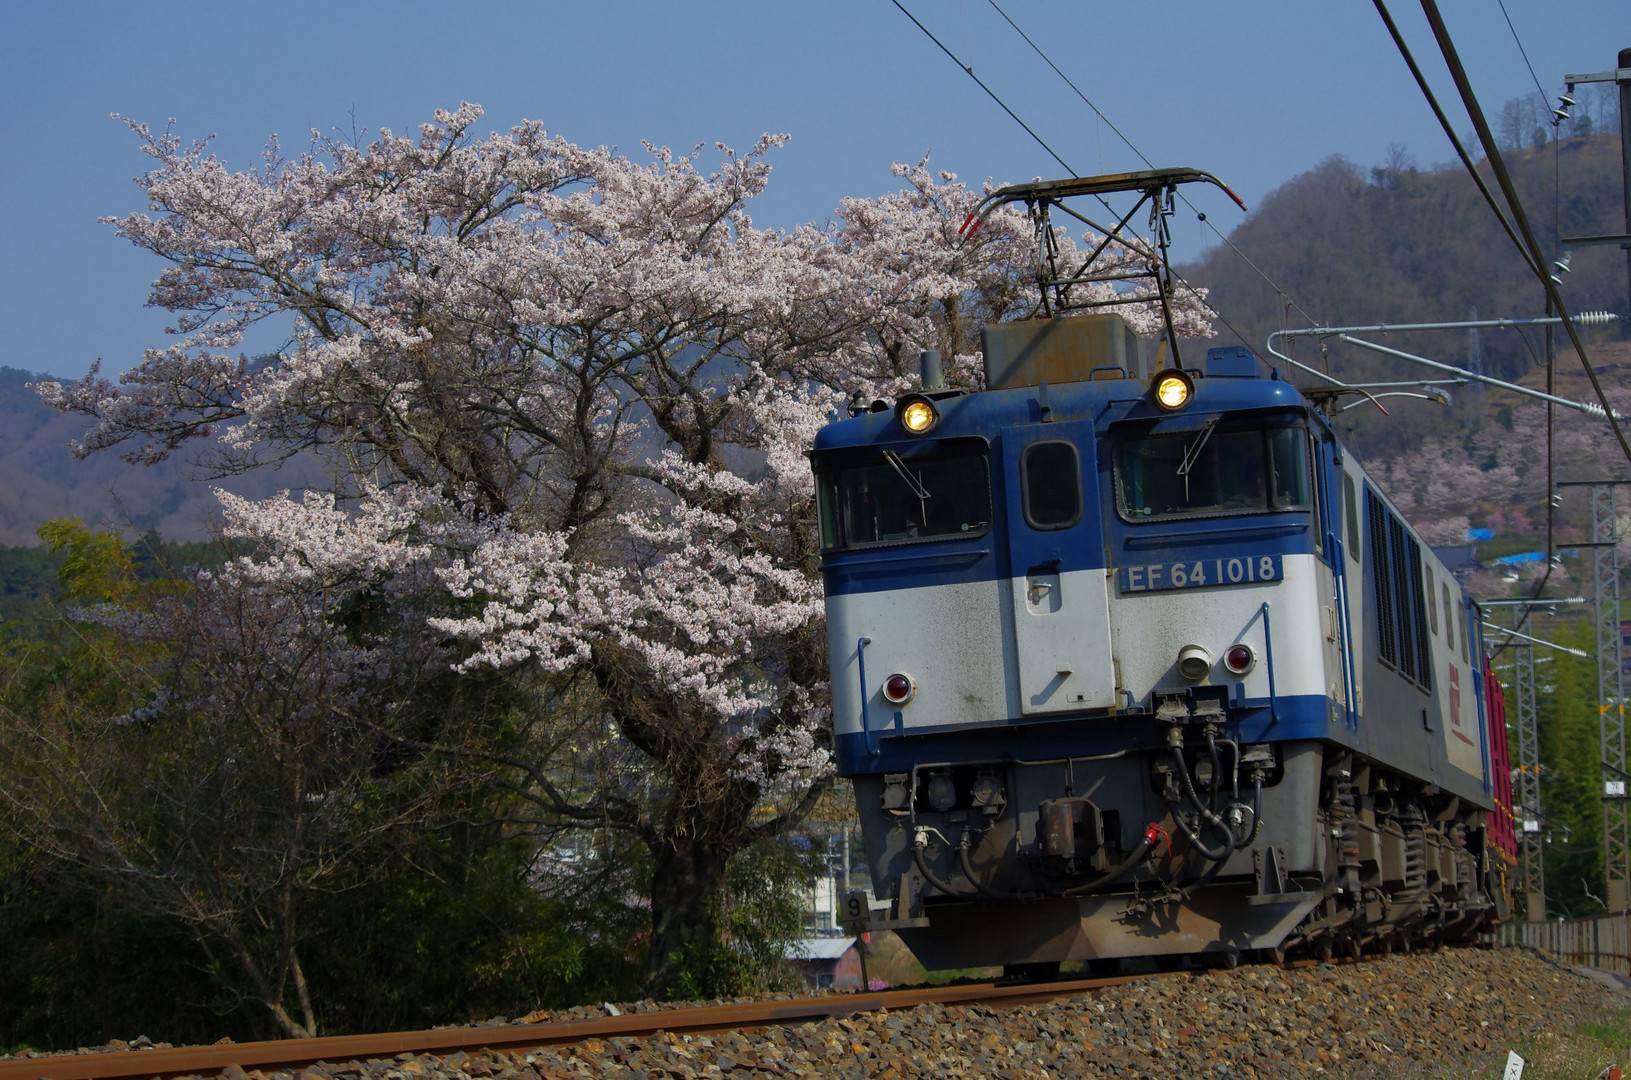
[814,169,1516,970]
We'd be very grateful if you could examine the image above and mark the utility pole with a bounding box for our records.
[1561,481,1631,911]
[1485,597,1591,921]
[1515,609,1545,920]
[1560,48,1631,317]
[1595,485,1628,913]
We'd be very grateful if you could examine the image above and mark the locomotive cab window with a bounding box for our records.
[1114,422,1311,521]
[1021,441,1082,530]
[816,441,992,551]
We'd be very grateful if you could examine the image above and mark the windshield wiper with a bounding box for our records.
[1176,419,1219,478]
[1175,418,1218,503]
[882,449,931,500]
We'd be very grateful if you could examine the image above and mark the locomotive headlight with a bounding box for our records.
[1223,643,1257,675]
[1176,644,1213,681]
[1150,369,1194,412]
[896,395,939,435]
[882,672,917,705]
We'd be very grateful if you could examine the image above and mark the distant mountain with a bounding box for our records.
[1181,132,1628,458]
[0,367,323,546]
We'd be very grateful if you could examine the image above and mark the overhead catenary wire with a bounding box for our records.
[1495,0,1553,113]
[890,0,1267,352]
[1370,0,1542,278]
[981,0,1326,336]
[1412,0,1631,469]
[887,0,1076,178]
[1371,0,1564,646]
[1398,0,1631,650]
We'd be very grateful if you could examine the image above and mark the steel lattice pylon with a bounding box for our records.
[1514,611,1545,920]
[1592,484,1629,912]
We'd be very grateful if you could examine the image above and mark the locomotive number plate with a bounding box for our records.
[1120,555,1282,593]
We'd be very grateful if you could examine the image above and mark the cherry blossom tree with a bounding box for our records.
[39,104,1205,996]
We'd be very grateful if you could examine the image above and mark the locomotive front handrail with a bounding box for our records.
[1261,602,1280,725]
[858,636,884,757]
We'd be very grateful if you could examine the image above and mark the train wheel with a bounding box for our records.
[1315,937,1334,963]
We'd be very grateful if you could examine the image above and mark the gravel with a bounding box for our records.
[7,946,1626,1079]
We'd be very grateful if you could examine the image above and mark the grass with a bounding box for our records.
[1433,1004,1631,1079]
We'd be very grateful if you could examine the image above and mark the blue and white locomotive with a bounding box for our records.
[813,170,1515,971]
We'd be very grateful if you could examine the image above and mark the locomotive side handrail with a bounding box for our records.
[857,636,878,757]
[1260,601,1280,725]
[1330,531,1361,731]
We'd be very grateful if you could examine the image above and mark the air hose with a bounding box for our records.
[956,832,1029,900]
[1169,746,1233,860]
[1060,822,1165,896]
[912,829,976,899]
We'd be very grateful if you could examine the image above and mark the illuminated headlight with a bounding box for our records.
[1151,369,1194,411]
[896,395,939,434]
[1176,644,1212,681]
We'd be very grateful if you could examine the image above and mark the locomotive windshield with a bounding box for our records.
[817,442,991,550]
[1115,423,1310,520]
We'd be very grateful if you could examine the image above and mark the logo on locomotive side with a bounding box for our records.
[1119,555,1283,593]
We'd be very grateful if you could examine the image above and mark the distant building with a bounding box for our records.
[785,937,864,991]
[1432,544,1482,581]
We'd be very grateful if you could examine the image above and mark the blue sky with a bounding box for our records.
[2,1,1625,379]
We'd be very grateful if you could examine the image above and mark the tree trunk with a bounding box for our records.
[643,830,732,999]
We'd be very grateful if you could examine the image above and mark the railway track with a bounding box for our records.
[0,973,1150,1080]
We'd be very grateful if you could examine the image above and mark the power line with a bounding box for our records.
[887,0,1076,178]
[1414,0,1631,471]
[889,0,1249,348]
[1372,0,1560,648]
[1495,0,1552,110]
[982,0,1149,170]
[978,0,1324,338]
[1371,0,1541,278]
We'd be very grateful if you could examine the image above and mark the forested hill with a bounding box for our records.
[1180,132,1628,457]
[0,367,323,546]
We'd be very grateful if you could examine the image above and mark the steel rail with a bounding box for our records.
[0,975,1145,1080]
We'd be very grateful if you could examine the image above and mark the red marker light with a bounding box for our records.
[883,673,916,705]
[1224,644,1256,675]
